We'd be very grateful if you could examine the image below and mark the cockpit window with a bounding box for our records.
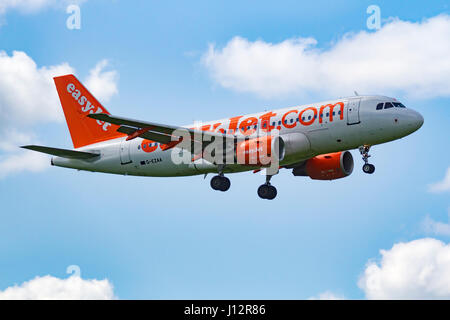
[393,102,406,108]
[376,103,383,110]
[384,102,394,109]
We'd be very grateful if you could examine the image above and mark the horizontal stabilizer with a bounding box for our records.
[21,145,100,160]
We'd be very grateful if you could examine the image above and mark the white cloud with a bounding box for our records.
[85,59,119,103]
[308,291,345,300]
[0,50,73,125]
[358,238,450,299]
[0,275,115,300]
[428,167,450,193]
[0,50,72,178]
[0,149,49,178]
[0,0,55,14]
[422,209,450,237]
[0,0,87,27]
[0,50,119,179]
[0,0,86,14]
[203,14,450,98]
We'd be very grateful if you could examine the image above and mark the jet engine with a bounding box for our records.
[278,132,312,161]
[292,151,354,180]
[235,135,284,166]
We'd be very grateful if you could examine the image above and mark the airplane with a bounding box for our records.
[22,74,424,200]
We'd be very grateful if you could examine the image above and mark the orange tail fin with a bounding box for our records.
[54,74,125,148]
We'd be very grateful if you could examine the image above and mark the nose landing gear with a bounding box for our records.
[257,175,277,200]
[359,145,375,174]
[362,163,375,174]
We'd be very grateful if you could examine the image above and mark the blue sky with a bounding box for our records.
[0,0,449,299]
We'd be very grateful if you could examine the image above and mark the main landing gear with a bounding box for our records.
[210,175,230,191]
[257,175,277,200]
[210,165,231,192]
[359,145,375,174]
[209,165,278,199]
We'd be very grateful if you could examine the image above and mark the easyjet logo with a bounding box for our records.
[140,102,345,154]
[196,102,345,136]
[66,83,111,131]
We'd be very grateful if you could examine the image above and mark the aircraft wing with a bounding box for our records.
[116,125,174,144]
[89,113,180,136]
[88,113,236,150]
[21,145,100,159]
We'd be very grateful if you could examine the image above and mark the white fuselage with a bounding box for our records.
[52,95,423,177]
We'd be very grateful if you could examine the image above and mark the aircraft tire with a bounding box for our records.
[362,163,375,174]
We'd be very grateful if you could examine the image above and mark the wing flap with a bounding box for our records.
[21,145,100,159]
[116,126,174,144]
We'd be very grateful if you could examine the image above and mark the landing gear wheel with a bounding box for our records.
[257,184,277,200]
[258,184,269,199]
[362,163,375,174]
[210,175,231,191]
[266,185,277,200]
[210,176,222,190]
[219,176,231,191]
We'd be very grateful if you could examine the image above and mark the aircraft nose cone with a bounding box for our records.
[412,110,424,130]
[405,109,424,133]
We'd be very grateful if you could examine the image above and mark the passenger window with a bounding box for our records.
[384,102,394,109]
[376,103,383,110]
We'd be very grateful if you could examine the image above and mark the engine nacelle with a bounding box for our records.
[292,151,354,180]
[279,132,312,160]
[236,135,284,166]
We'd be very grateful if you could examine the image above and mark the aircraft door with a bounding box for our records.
[347,98,361,125]
[120,140,132,165]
